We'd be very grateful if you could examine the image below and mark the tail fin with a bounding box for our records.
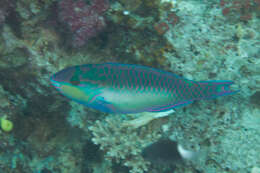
[196,80,238,100]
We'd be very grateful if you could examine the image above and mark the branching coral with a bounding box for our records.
[89,115,162,173]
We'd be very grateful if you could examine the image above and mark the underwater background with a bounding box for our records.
[0,0,259,173]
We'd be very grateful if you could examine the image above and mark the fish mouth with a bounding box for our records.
[50,77,62,89]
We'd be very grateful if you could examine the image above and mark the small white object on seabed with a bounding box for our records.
[251,167,260,173]
[123,109,175,128]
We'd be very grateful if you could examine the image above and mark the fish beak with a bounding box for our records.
[50,78,62,89]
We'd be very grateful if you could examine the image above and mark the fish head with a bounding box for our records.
[50,64,100,87]
[50,66,86,98]
[50,65,100,104]
[51,66,81,87]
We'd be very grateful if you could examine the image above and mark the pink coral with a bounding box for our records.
[58,0,109,47]
[220,0,259,22]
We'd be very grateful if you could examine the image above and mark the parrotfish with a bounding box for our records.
[50,63,237,114]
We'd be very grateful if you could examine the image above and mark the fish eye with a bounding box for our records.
[69,71,81,85]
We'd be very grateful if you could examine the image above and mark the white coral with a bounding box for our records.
[89,115,162,173]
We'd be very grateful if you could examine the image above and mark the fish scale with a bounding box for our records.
[50,63,238,114]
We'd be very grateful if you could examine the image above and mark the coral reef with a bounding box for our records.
[58,0,109,47]
[250,91,260,108]
[220,0,260,22]
[0,0,14,27]
[0,0,259,172]
[89,115,163,173]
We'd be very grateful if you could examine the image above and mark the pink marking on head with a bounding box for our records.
[53,86,61,89]
[78,84,86,87]
[89,93,102,103]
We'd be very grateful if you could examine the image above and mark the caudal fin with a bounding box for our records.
[197,80,238,100]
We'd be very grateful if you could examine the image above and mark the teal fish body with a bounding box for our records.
[50,63,237,114]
